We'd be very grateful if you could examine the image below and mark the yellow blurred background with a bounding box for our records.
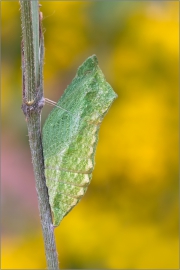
[1,1,178,269]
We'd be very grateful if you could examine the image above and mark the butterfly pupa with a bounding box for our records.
[42,55,117,226]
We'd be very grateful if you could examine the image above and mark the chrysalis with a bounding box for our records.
[42,55,117,226]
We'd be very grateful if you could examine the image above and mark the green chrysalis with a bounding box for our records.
[42,55,117,226]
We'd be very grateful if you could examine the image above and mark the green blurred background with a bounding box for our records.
[1,1,179,269]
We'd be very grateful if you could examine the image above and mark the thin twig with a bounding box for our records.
[20,2,59,269]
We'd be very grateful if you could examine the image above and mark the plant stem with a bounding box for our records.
[20,2,59,269]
